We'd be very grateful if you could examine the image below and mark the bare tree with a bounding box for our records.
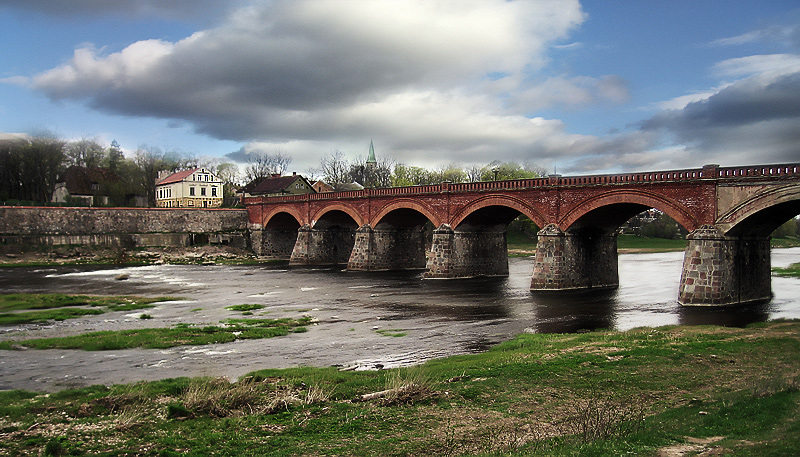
[244,149,292,182]
[314,149,350,186]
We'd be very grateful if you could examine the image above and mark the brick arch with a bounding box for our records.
[369,199,442,227]
[450,195,547,229]
[262,206,304,227]
[716,183,800,235]
[311,203,364,227]
[559,190,699,232]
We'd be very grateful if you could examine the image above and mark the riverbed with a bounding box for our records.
[1,248,799,392]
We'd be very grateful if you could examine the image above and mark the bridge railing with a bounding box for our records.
[241,163,800,205]
[717,164,799,178]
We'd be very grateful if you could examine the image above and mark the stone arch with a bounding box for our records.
[262,206,304,227]
[450,195,547,229]
[370,199,442,227]
[716,183,800,236]
[311,203,364,228]
[559,190,699,233]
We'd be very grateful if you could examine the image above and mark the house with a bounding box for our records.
[312,180,334,193]
[237,173,315,201]
[156,167,223,208]
[51,166,119,206]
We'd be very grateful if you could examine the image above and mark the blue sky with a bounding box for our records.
[2,0,799,175]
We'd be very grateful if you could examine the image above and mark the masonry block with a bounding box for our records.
[678,225,771,305]
[531,224,618,291]
[424,224,508,278]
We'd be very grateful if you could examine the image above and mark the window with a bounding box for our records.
[211,187,217,197]
[190,187,195,196]
[201,187,206,196]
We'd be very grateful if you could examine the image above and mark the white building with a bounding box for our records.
[155,168,223,208]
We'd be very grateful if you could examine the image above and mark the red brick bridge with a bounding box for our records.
[244,163,800,306]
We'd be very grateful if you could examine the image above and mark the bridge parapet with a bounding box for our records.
[244,164,800,207]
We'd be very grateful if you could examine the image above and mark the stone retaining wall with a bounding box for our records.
[0,206,250,250]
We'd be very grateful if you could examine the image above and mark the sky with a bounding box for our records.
[2,0,799,176]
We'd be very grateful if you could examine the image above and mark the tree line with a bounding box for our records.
[0,136,239,207]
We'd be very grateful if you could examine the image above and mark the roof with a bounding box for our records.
[240,175,313,195]
[62,166,119,196]
[156,168,198,185]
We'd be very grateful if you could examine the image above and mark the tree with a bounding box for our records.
[132,145,195,206]
[105,140,124,172]
[314,149,350,186]
[392,164,437,186]
[348,155,393,188]
[479,161,545,181]
[0,136,66,202]
[65,137,107,168]
[243,150,292,182]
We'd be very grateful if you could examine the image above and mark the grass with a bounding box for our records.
[507,233,689,255]
[0,294,178,325]
[376,328,407,337]
[224,304,265,312]
[616,234,686,251]
[774,262,800,278]
[0,320,798,456]
[0,317,312,351]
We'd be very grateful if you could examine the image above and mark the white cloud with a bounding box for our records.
[21,0,599,171]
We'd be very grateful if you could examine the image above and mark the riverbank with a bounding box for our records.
[1,320,798,456]
[0,244,262,267]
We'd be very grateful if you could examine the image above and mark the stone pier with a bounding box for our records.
[289,224,355,266]
[424,224,508,278]
[530,224,618,291]
[347,224,427,271]
[678,226,771,305]
[257,228,298,259]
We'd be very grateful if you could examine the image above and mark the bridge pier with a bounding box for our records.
[252,228,298,259]
[289,224,355,266]
[530,224,618,291]
[424,224,508,278]
[347,224,428,271]
[678,226,771,305]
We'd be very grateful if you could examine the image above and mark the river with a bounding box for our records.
[1,248,799,392]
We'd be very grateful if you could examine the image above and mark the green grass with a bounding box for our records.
[224,304,265,312]
[376,328,407,337]
[507,233,689,254]
[1,321,798,456]
[616,234,686,251]
[0,294,178,325]
[0,317,312,351]
[774,262,800,278]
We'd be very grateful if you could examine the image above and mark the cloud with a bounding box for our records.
[21,0,596,170]
[0,0,241,20]
[709,22,800,50]
[641,60,800,166]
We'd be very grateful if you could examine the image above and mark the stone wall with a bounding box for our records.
[289,225,355,265]
[531,224,618,291]
[425,224,508,278]
[0,206,250,250]
[678,226,771,305]
[347,225,428,271]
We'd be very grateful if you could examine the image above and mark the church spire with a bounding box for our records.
[367,139,377,165]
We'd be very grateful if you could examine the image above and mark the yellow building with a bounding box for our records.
[155,167,223,208]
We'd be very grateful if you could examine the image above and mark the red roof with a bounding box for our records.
[156,168,199,185]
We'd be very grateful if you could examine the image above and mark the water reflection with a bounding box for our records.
[678,303,771,328]
[530,290,617,333]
